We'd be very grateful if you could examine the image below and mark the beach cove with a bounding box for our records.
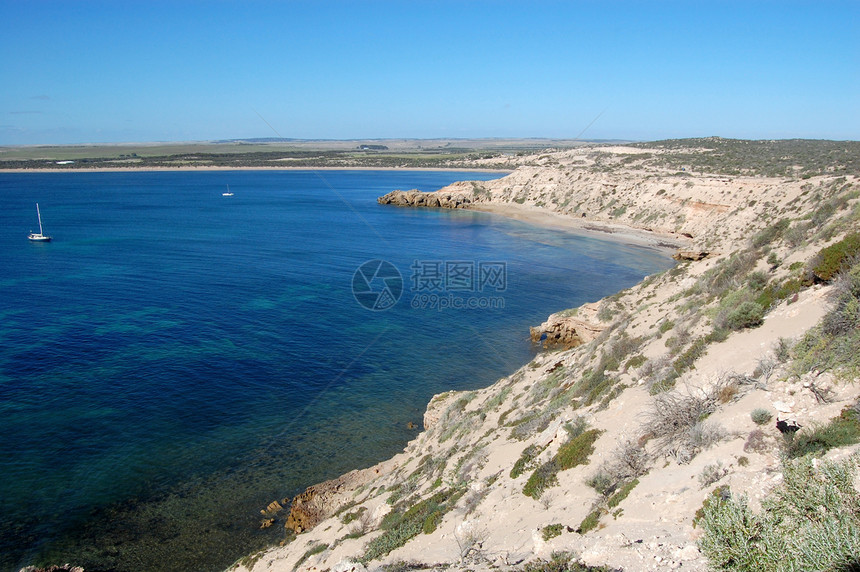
[0,169,675,572]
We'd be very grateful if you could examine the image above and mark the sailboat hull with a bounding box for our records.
[29,203,52,242]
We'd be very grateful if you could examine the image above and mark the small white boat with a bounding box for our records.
[28,203,52,242]
[222,184,234,197]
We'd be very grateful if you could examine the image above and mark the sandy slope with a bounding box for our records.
[228,145,860,572]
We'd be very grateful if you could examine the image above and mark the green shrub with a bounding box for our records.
[606,479,639,509]
[520,551,614,572]
[542,523,564,541]
[293,543,329,571]
[576,510,602,534]
[659,319,675,334]
[511,444,543,479]
[524,429,602,499]
[725,301,765,330]
[523,459,560,499]
[361,488,464,562]
[556,429,602,470]
[750,408,773,426]
[624,354,647,370]
[672,336,709,374]
[699,455,860,571]
[784,407,860,459]
[747,271,769,291]
[807,232,860,283]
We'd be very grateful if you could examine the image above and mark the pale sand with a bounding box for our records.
[467,202,690,251]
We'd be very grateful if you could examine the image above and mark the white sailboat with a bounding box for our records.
[28,203,52,242]
[222,184,234,197]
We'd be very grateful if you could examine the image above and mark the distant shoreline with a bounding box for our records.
[0,166,512,174]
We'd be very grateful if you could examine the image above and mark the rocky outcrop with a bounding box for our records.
[530,311,605,349]
[673,250,711,261]
[283,470,369,533]
[377,189,473,209]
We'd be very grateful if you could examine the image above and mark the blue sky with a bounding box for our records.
[1,0,857,145]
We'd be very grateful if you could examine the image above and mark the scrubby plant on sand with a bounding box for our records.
[782,405,860,459]
[805,232,860,283]
[699,455,860,571]
[750,408,773,426]
[523,422,602,499]
[518,551,615,572]
[360,487,466,563]
[792,256,860,376]
[644,388,726,463]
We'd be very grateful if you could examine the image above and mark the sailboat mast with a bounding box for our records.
[36,203,44,234]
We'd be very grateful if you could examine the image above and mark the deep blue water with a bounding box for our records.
[0,170,673,571]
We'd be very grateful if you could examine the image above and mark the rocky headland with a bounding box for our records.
[230,139,860,572]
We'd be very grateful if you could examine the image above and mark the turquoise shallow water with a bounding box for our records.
[0,170,673,571]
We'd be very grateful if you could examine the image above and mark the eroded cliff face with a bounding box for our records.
[378,145,828,256]
[232,145,860,572]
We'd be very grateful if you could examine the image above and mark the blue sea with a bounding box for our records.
[0,170,674,571]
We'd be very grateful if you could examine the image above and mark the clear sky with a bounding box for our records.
[1,0,857,145]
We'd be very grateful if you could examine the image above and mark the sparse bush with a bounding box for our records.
[747,270,769,291]
[586,472,615,496]
[646,390,717,452]
[774,337,792,362]
[744,429,770,454]
[510,410,557,440]
[822,291,860,336]
[751,408,773,426]
[294,543,328,570]
[716,383,739,404]
[687,420,727,451]
[520,551,614,572]
[699,462,728,487]
[753,356,777,381]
